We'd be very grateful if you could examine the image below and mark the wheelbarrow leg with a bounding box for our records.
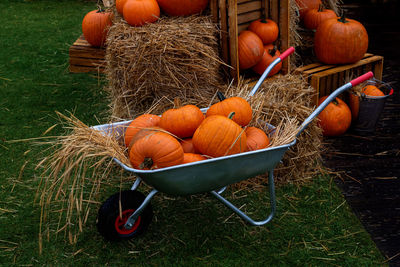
[211,169,276,226]
[124,189,158,230]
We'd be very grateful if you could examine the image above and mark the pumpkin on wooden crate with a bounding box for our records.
[245,127,270,151]
[123,0,160,27]
[252,44,282,77]
[206,92,252,127]
[303,5,337,30]
[82,8,113,47]
[192,113,247,158]
[238,30,264,70]
[314,15,368,64]
[129,131,184,169]
[124,114,161,147]
[159,98,204,138]
[317,96,352,136]
[247,18,279,45]
[156,0,209,16]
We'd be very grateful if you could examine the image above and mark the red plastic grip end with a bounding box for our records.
[350,71,374,87]
[279,46,295,61]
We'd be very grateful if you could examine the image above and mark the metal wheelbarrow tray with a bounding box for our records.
[92,47,373,241]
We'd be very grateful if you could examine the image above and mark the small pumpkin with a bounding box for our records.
[156,0,209,16]
[295,0,322,19]
[303,5,337,30]
[192,113,247,157]
[180,138,197,153]
[129,131,184,169]
[314,15,368,64]
[362,85,385,97]
[159,98,204,138]
[206,92,252,127]
[123,0,160,27]
[252,44,282,76]
[317,96,352,136]
[124,114,161,147]
[348,93,360,122]
[238,30,264,70]
[247,19,279,45]
[245,127,270,151]
[82,9,113,47]
[182,153,206,164]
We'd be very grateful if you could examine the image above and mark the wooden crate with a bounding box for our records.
[295,53,384,105]
[210,0,291,81]
[69,35,106,73]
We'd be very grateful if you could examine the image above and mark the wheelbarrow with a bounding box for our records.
[92,47,374,241]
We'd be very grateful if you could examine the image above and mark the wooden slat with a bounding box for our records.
[219,0,229,66]
[310,76,320,106]
[228,0,239,81]
[237,1,262,14]
[279,0,290,74]
[237,10,262,24]
[69,65,104,73]
[69,47,106,59]
[238,23,251,33]
[373,58,384,80]
[69,57,105,67]
[210,0,219,23]
[269,0,279,24]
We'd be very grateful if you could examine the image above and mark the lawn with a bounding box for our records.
[0,0,387,265]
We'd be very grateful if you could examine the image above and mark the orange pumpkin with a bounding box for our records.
[252,44,282,76]
[157,0,209,16]
[159,99,204,138]
[124,114,160,147]
[317,96,352,136]
[362,85,385,97]
[295,0,322,19]
[180,138,197,153]
[348,93,360,122]
[116,0,129,14]
[247,19,279,45]
[192,113,247,157]
[123,0,160,27]
[206,94,252,127]
[314,15,368,64]
[245,127,270,151]
[127,126,164,150]
[182,153,206,164]
[303,5,337,30]
[82,9,113,47]
[238,30,264,70]
[129,132,183,169]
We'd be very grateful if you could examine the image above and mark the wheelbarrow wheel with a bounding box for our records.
[96,190,153,241]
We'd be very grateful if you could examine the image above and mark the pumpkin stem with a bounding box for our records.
[338,13,349,23]
[139,157,153,169]
[228,112,235,120]
[217,91,226,101]
[332,98,339,105]
[173,97,181,108]
[318,4,324,12]
[260,18,268,23]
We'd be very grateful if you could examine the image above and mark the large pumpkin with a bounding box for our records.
[295,0,322,19]
[124,114,161,147]
[123,0,160,27]
[206,93,252,127]
[159,99,204,138]
[245,127,270,151]
[317,96,352,136]
[129,131,184,169]
[247,19,279,45]
[303,5,337,30]
[116,0,129,14]
[82,9,113,47]
[238,30,264,70]
[156,0,209,16]
[314,15,368,64]
[252,44,282,77]
[192,113,247,157]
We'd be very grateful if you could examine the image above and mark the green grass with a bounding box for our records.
[0,0,387,265]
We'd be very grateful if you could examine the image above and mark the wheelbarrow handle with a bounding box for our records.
[248,46,295,97]
[296,71,374,137]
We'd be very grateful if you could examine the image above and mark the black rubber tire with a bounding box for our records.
[96,190,153,241]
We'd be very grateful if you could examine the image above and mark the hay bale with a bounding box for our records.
[104,15,224,119]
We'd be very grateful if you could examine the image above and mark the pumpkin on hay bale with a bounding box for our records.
[104,15,225,120]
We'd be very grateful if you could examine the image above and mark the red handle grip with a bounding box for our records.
[279,46,295,61]
[350,71,374,87]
